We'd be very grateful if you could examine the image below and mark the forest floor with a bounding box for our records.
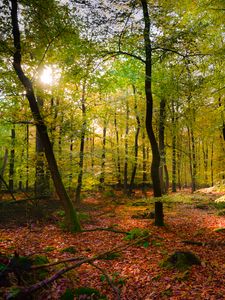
[0,189,225,300]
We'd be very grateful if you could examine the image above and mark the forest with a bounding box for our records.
[0,0,225,299]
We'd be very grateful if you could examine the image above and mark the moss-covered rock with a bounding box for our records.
[161,251,201,270]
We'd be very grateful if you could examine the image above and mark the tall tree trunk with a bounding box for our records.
[9,126,15,193]
[0,149,8,199]
[11,0,80,232]
[211,141,214,187]
[128,85,141,195]
[202,141,208,185]
[25,124,29,191]
[123,96,129,193]
[159,98,169,194]
[35,97,47,197]
[75,82,86,204]
[99,120,107,189]
[141,0,163,226]
[142,129,148,195]
[114,112,121,186]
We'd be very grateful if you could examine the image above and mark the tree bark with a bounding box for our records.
[128,85,141,195]
[10,0,80,232]
[141,0,163,226]
[9,127,15,193]
[159,97,169,194]
[123,95,129,193]
[75,81,86,204]
[99,120,107,189]
[114,112,121,186]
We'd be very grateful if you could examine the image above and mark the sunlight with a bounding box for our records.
[40,67,53,85]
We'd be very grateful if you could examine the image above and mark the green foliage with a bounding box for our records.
[60,246,77,254]
[124,228,149,241]
[214,227,225,233]
[100,272,126,286]
[6,287,21,299]
[44,246,55,252]
[56,210,66,217]
[78,212,90,221]
[32,255,49,265]
[217,209,225,216]
[104,189,116,198]
[60,288,74,300]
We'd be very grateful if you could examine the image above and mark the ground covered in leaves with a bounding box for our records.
[0,189,225,299]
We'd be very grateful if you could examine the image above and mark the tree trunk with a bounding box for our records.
[75,81,86,204]
[99,120,107,189]
[142,129,147,195]
[35,97,48,197]
[128,85,141,195]
[123,96,129,193]
[114,112,121,186]
[159,97,169,194]
[9,127,15,193]
[11,0,80,232]
[141,0,163,226]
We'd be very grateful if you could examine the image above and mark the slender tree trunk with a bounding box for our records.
[35,97,47,197]
[141,0,163,226]
[11,0,80,232]
[91,126,95,172]
[142,129,147,194]
[99,120,107,189]
[128,85,141,195]
[124,96,129,193]
[0,149,8,198]
[9,127,15,193]
[75,82,86,204]
[114,112,121,186]
[211,141,214,187]
[202,141,208,185]
[159,98,169,194]
[191,128,197,192]
[25,124,29,191]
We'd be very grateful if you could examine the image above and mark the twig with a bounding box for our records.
[31,256,84,270]
[182,240,225,247]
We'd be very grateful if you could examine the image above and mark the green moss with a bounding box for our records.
[60,246,77,254]
[161,251,201,271]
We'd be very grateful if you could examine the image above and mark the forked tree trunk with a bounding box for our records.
[11,0,80,232]
[141,0,164,226]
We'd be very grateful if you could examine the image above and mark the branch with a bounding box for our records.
[8,235,150,297]
[0,175,17,201]
[182,240,225,247]
[102,50,145,64]
[152,47,212,58]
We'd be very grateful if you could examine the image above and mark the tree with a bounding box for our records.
[141,0,164,226]
[10,0,80,232]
